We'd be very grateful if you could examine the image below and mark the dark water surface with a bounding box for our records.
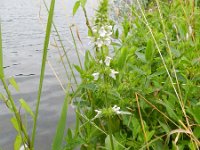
[0,0,96,149]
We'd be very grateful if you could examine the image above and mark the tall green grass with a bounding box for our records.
[31,0,56,147]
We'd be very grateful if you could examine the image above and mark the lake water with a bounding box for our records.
[0,0,96,149]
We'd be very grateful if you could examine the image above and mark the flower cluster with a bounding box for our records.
[92,56,118,81]
[91,25,113,48]
[92,105,131,120]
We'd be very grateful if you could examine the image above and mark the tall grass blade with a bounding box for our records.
[52,90,70,150]
[31,0,56,146]
[0,20,4,79]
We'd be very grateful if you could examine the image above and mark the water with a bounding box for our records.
[0,0,96,149]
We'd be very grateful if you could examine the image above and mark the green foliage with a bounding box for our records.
[19,99,35,118]
[52,92,70,150]
[9,77,20,91]
[67,0,200,149]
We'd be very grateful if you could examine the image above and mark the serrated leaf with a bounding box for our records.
[73,1,80,16]
[9,77,19,91]
[14,135,22,150]
[19,99,35,118]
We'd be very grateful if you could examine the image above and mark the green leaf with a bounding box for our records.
[14,135,22,150]
[73,1,81,16]
[193,126,200,138]
[19,99,35,118]
[145,40,154,63]
[11,117,20,132]
[105,135,120,150]
[156,100,179,121]
[115,29,119,39]
[187,106,200,124]
[0,21,4,79]
[159,121,170,133]
[74,64,84,75]
[117,46,128,70]
[9,77,19,91]
[84,50,92,70]
[52,92,69,150]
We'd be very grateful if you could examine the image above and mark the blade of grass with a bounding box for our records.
[31,0,55,147]
[52,86,70,150]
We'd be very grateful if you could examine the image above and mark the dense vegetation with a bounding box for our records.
[0,0,200,150]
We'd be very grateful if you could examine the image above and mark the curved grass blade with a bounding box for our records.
[31,0,56,146]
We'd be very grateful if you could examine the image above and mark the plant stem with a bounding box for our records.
[1,78,31,149]
[69,26,83,69]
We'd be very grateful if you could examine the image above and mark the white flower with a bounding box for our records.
[92,72,100,80]
[112,105,131,115]
[94,109,102,118]
[99,27,107,37]
[96,38,103,48]
[104,56,112,66]
[109,69,119,80]
[104,38,111,46]
[112,105,120,114]
[19,144,28,150]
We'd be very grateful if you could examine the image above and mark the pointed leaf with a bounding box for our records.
[9,77,19,91]
[73,1,80,16]
[52,92,69,150]
[14,135,22,150]
[19,99,35,118]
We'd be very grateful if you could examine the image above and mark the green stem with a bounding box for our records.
[69,26,83,69]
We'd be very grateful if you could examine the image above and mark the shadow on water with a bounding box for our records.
[0,0,97,149]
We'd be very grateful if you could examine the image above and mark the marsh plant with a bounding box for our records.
[0,0,200,150]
